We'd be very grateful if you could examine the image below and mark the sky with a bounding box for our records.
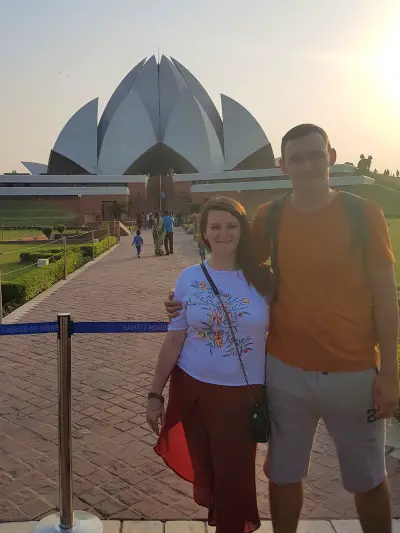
[0,0,399,174]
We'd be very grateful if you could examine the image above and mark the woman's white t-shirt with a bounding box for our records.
[169,261,270,386]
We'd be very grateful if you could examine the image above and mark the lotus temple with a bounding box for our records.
[1,55,373,221]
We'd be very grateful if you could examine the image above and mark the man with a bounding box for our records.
[162,209,174,255]
[165,124,399,533]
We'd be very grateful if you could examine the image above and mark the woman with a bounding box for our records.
[152,211,165,256]
[146,197,271,533]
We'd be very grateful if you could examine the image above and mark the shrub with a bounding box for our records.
[2,248,89,310]
[56,225,66,234]
[19,248,71,264]
[189,203,202,214]
[42,226,53,239]
[1,237,117,314]
[80,236,117,259]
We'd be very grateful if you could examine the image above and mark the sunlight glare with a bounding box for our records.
[373,29,400,108]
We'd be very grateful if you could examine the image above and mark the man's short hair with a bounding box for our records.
[281,124,331,158]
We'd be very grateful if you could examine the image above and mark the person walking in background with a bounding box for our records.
[146,212,150,229]
[132,229,143,258]
[152,211,165,256]
[162,209,174,255]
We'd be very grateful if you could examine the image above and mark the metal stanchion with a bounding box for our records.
[107,223,110,250]
[63,236,67,280]
[116,222,120,244]
[91,230,95,261]
[33,313,102,533]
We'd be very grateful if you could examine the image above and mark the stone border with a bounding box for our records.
[2,243,120,324]
[1,520,400,533]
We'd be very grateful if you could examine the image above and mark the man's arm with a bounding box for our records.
[367,264,399,418]
[364,201,399,418]
[250,203,271,265]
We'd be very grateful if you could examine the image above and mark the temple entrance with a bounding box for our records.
[147,174,175,212]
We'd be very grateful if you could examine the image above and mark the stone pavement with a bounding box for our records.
[3,520,400,533]
[1,229,400,522]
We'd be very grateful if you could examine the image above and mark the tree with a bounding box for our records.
[56,224,66,235]
[110,201,129,220]
[42,226,53,240]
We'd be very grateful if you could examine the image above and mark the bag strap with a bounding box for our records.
[340,191,368,258]
[200,262,260,406]
[265,192,290,302]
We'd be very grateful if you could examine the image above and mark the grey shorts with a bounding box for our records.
[265,354,386,493]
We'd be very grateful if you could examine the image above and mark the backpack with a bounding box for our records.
[265,191,369,302]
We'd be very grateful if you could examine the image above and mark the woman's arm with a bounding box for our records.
[147,329,186,435]
[149,330,186,395]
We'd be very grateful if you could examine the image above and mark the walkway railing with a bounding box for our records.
[0,221,122,323]
[0,315,168,533]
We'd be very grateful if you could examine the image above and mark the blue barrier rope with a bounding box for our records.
[0,321,169,336]
[0,322,58,336]
[73,321,168,334]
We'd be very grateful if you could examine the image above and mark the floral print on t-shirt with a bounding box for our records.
[185,279,253,357]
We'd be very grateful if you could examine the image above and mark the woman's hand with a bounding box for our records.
[165,289,183,319]
[146,399,166,436]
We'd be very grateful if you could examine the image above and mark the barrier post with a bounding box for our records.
[116,222,121,244]
[0,270,3,324]
[33,313,102,533]
[107,223,110,250]
[58,313,73,529]
[91,230,95,261]
[63,236,67,280]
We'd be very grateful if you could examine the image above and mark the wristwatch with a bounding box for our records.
[148,392,165,404]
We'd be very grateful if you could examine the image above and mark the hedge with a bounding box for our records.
[19,237,116,264]
[80,237,116,259]
[2,237,117,313]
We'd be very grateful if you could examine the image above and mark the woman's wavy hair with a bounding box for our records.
[199,197,272,297]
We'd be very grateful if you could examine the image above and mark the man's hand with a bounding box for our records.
[164,289,183,319]
[373,371,400,419]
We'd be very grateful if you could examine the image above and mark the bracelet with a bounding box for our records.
[148,392,165,404]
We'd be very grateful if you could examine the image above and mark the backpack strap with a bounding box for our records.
[340,191,368,257]
[264,192,291,302]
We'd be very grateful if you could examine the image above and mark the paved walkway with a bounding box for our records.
[1,230,400,522]
[2,519,400,533]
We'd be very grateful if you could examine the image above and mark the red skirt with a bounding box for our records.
[155,365,264,533]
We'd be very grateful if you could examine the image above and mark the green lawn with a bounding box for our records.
[0,242,65,281]
[0,228,43,241]
[0,243,37,280]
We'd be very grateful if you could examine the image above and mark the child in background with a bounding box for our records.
[132,230,144,258]
[197,234,206,262]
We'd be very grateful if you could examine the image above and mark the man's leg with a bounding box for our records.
[164,232,170,255]
[355,480,391,533]
[169,232,174,253]
[264,355,320,533]
[321,369,389,533]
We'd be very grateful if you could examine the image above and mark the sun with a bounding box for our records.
[372,30,400,107]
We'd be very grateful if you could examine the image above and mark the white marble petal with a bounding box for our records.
[97,58,146,153]
[164,91,224,173]
[21,162,48,175]
[221,94,270,170]
[52,98,98,173]
[171,57,224,150]
[131,55,160,139]
[97,89,157,175]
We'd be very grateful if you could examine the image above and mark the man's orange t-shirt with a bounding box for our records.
[251,193,395,372]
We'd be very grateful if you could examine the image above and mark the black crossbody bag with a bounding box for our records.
[200,263,270,444]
